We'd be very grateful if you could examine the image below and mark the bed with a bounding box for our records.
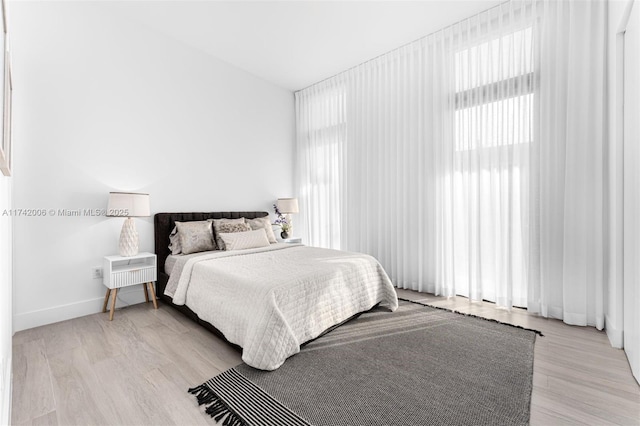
[154,211,398,370]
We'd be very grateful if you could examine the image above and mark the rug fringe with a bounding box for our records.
[188,385,248,426]
[398,297,544,337]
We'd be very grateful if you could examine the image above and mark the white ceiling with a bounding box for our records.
[118,1,502,92]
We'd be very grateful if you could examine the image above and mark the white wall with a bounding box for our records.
[606,0,632,348]
[0,4,13,422]
[622,0,640,383]
[0,176,12,426]
[9,2,294,331]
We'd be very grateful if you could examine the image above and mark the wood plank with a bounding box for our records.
[11,326,45,346]
[89,355,174,425]
[95,313,171,375]
[71,313,123,364]
[546,375,640,421]
[41,318,82,356]
[47,347,112,425]
[151,303,191,334]
[11,339,56,425]
[26,410,58,426]
[139,323,232,384]
[143,366,212,425]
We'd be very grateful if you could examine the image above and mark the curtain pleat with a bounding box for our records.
[295,0,606,328]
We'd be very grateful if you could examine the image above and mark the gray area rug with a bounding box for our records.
[189,299,540,426]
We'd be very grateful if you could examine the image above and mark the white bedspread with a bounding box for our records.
[166,244,398,370]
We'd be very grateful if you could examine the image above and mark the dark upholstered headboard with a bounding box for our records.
[153,211,269,300]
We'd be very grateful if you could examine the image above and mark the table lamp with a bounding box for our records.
[277,197,299,237]
[106,192,150,257]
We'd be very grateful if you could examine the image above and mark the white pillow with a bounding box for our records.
[219,229,270,251]
[245,216,277,244]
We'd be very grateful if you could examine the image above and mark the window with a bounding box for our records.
[454,27,534,152]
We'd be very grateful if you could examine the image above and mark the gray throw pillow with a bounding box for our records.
[175,221,216,255]
[168,226,182,255]
[245,217,277,244]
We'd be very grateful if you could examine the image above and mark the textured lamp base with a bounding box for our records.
[287,214,294,237]
[119,217,139,257]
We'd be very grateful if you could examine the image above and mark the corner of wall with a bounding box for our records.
[605,314,624,348]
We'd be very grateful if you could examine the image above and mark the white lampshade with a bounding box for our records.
[277,198,299,214]
[107,192,150,218]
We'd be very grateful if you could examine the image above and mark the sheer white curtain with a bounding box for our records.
[529,0,606,327]
[295,0,606,327]
[296,81,346,250]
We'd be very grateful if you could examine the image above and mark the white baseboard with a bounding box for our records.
[1,357,11,426]
[605,314,624,348]
[13,287,149,332]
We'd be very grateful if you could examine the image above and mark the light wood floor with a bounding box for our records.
[11,289,640,425]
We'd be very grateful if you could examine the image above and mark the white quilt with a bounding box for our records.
[166,244,398,370]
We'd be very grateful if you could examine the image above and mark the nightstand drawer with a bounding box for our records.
[107,267,156,288]
[103,252,157,289]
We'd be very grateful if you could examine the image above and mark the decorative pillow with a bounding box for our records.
[215,222,252,250]
[211,218,248,250]
[219,229,270,251]
[245,217,277,244]
[168,226,182,255]
[175,220,216,255]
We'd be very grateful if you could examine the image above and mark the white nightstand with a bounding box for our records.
[102,252,158,320]
[282,237,302,244]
